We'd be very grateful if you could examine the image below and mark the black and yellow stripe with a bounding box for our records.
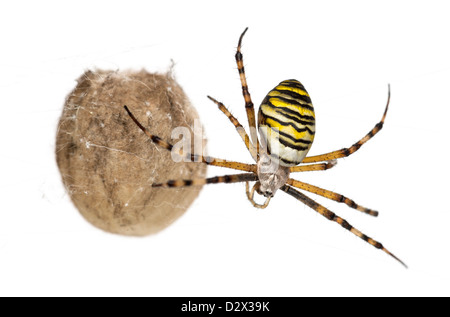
[258,79,315,166]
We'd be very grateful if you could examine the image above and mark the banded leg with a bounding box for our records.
[124,106,256,173]
[207,95,258,162]
[235,27,260,154]
[302,85,390,164]
[290,160,337,173]
[152,173,258,188]
[287,178,378,216]
[280,185,406,268]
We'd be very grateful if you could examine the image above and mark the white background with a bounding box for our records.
[1,0,449,296]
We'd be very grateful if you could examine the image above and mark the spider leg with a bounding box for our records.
[302,85,390,163]
[287,178,378,217]
[207,95,258,162]
[124,106,256,173]
[235,27,260,155]
[280,184,407,268]
[152,173,258,188]
[290,160,337,172]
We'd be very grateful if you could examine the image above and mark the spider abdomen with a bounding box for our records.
[258,79,316,166]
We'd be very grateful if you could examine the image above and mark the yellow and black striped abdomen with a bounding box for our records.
[258,79,315,166]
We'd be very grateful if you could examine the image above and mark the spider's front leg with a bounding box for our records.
[207,96,258,162]
[124,105,256,173]
[152,173,258,188]
[235,27,261,156]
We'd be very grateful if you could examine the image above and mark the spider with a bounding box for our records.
[124,28,406,268]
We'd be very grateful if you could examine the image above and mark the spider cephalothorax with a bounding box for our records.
[255,152,290,198]
[124,28,406,267]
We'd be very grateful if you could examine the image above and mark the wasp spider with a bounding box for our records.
[124,28,406,268]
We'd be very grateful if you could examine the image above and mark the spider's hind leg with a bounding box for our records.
[290,160,337,173]
[281,184,407,268]
[287,178,378,217]
[302,85,391,164]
